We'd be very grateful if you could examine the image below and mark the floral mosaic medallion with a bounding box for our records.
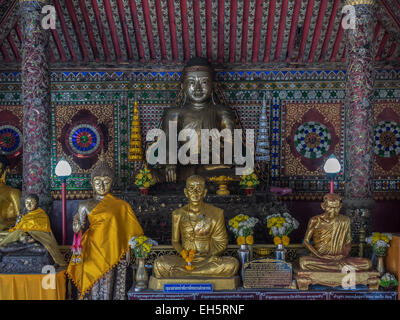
[0,125,22,157]
[68,124,102,156]
[293,122,331,159]
[374,121,400,158]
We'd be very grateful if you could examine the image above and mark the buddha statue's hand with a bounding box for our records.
[166,165,177,183]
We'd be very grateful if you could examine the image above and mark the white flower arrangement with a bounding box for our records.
[228,214,259,245]
[265,212,299,237]
[366,233,392,256]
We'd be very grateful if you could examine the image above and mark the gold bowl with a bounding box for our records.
[209,176,233,196]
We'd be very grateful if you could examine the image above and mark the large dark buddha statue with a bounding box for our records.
[151,57,238,183]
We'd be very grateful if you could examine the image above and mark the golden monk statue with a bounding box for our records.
[151,175,239,286]
[152,57,238,183]
[300,193,371,271]
[296,193,379,290]
[0,194,66,269]
[0,155,21,231]
[67,155,143,300]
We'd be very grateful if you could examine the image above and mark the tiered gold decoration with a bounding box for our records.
[129,100,143,162]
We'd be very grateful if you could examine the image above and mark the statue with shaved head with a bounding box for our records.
[151,175,239,281]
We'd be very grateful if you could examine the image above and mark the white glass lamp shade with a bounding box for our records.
[323,154,341,174]
[55,159,72,177]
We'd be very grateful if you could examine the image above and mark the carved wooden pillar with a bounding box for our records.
[19,0,52,209]
[343,0,377,240]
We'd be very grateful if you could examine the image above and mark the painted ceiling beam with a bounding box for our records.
[229,0,237,63]
[376,31,390,61]
[286,0,301,62]
[274,0,288,62]
[116,0,133,61]
[141,0,156,61]
[0,44,10,63]
[251,0,263,63]
[103,0,122,62]
[298,0,314,62]
[240,0,250,62]
[50,28,67,62]
[65,0,88,62]
[54,0,77,62]
[128,0,145,62]
[217,0,225,63]
[206,0,213,61]
[263,0,276,62]
[91,0,111,62]
[308,0,327,62]
[193,0,202,57]
[6,33,19,62]
[329,14,344,62]
[79,0,99,62]
[155,0,167,62]
[180,0,190,61]
[319,0,340,62]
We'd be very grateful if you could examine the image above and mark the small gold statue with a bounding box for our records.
[0,155,21,231]
[0,194,66,267]
[150,175,239,289]
[296,193,379,290]
[67,155,143,299]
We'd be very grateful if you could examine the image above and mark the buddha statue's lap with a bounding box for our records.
[152,175,239,281]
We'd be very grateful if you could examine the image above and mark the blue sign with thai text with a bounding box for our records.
[163,283,213,293]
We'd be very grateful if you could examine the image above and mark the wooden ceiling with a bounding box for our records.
[0,0,399,70]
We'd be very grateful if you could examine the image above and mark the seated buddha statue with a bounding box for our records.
[67,154,143,300]
[0,155,21,232]
[300,193,371,272]
[0,194,66,273]
[296,193,379,290]
[152,175,239,283]
[149,57,238,184]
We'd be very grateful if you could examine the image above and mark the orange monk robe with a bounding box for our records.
[66,194,143,298]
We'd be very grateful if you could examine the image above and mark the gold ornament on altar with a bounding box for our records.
[209,176,233,195]
[129,100,144,162]
[149,175,239,290]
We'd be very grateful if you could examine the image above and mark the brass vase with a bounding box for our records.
[135,257,148,291]
[376,255,386,276]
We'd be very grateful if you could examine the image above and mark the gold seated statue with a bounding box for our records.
[149,175,239,290]
[296,193,379,290]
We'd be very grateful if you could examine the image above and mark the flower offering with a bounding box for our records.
[366,232,392,256]
[134,167,155,189]
[129,235,158,258]
[229,214,259,245]
[265,212,299,246]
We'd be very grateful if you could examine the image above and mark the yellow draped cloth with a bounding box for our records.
[0,270,66,300]
[9,208,51,233]
[66,194,143,298]
[0,208,66,267]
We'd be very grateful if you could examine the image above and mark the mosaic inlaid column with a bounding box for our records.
[19,0,52,209]
[344,0,376,241]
